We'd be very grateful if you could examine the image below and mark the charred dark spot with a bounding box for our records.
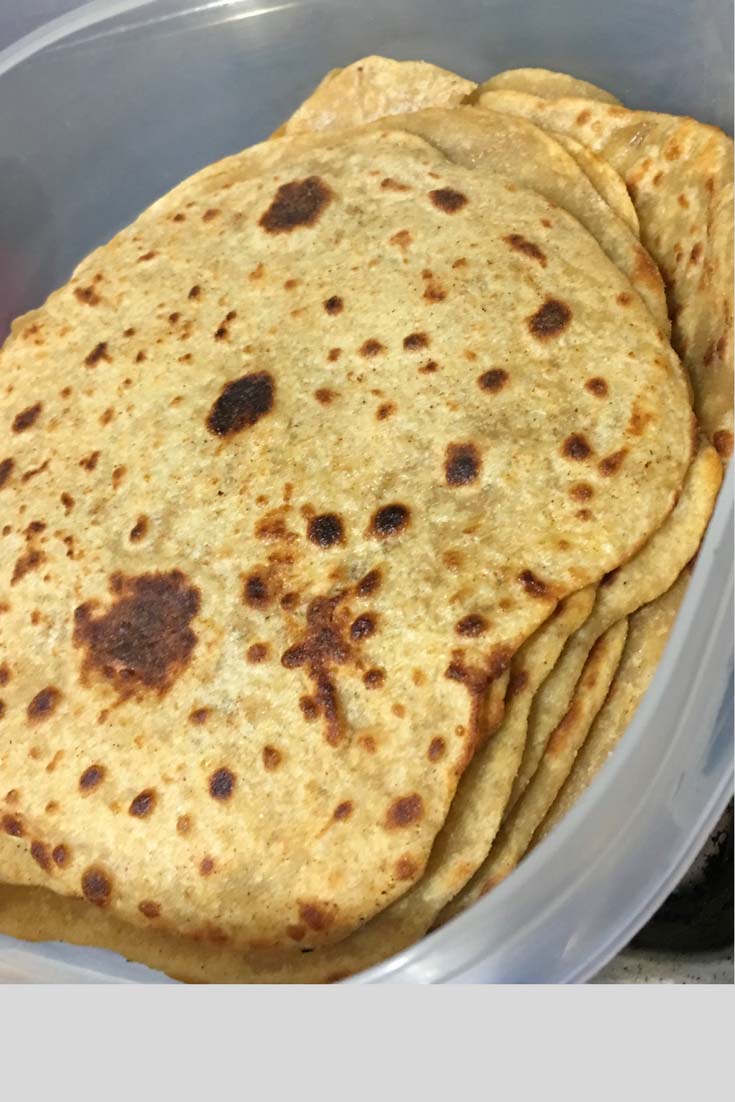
[52,844,70,867]
[129,515,149,542]
[518,570,549,598]
[81,866,112,906]
[308,513,344,548]
[263,746,282,770]
[27,687,61,723]
[168,312,181,324]
[209,768,235,801]
[79,764,105,792]
[356,569,381,597]
[79,451,100,471]
[371,503,410,537]
[586,377,609,399]
[528,298,571,339]
[599,449,627,476]
[214,326,228,341]
[11,548,45,586]
[503,234,547,265]
[445,443,481,486]
[428,737,446,762]
[189,707,210,724]
[323,295,343,315]
[73,571,200,697]
[385,794,424,828]
[84,342,111,367]
[188,284,201,300]
[478,369,508,392]
[350,614,375,641]
[259,176,333,233]
[297,900,337,932]
[403,331,429,351]
[12,403,42,433]
[333,800,353,820]
[601,568,619,588]
[359,339,384,357]
[363,668,385,689]
[570,482,594,502]
[1,814,24,837]
[0,458,14,489]
[419,360,438,374]
[129,789,156,818]
[74,285,100,306]
[299,696,319,720]
[563,434,592,460]
[206,372,274,437]
[246,642,269,663]
[327,347,342,362]
[376,402,395,420]
[429,188,468,213]
[456,614,487,637]
[139,901,161,919]
[31,841,51,872]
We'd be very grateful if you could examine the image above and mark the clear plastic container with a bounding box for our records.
[0,0,732,984]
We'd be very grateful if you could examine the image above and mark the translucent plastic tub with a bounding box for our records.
[0,0,732,984]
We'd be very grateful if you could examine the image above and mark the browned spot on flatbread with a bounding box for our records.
[445,443,481,486]
[81,866,112,906]
[478,369,508,393]
[297,900,338,932]
[518,570,551,599]
[323,295,343,315]
[259,176,333,233]
[138,901,161,919]
[2,814,24,837]
[370,503,410,537]
[713,430,733,459]
[129,789,156,817]
[385,794,424,828]
[0,458,14,489]
[599,449,628,476]
[12,403,42,433]
[528,298,571,339]
[563,433,592,460]
[73,570,200,698]
[307,513,344,548]
[503,234,547,266]
[389,229,412,249]
[280,596,352,747]
[403,331,429,351]
[381,177,410,191]
[547,700,582,756]
[74,285,100,306]
[585,377,608,397]
[455,614,487,637]
[27,686,61,722]
[84,342,111,368]
[206,372,274,437]
[209,767,235,801]
[11,548,45,586]
[429,188,468,213]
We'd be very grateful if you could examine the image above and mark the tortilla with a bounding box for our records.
[505,441,721,813]
[473,87,735,457]
[0,122,692,951]
[438,617,630,915]
[0,588,593,982]
[276,56,475,137]
[478,67,623,106]
[534,567,691,843]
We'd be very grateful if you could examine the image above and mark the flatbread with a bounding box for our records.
[438,617,630,915]
[534,567,691,842]
[505,441,721,813]
[0,587,593,982]
[275,56,474,138]
[478,67,622,106]
[473,87,735,457]
[0,124,692,950]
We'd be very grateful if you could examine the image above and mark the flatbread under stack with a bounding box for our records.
[0,57,730,982]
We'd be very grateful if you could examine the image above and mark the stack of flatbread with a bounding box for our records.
[0,57,730,982]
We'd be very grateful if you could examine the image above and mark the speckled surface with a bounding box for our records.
[593,947,733,984]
